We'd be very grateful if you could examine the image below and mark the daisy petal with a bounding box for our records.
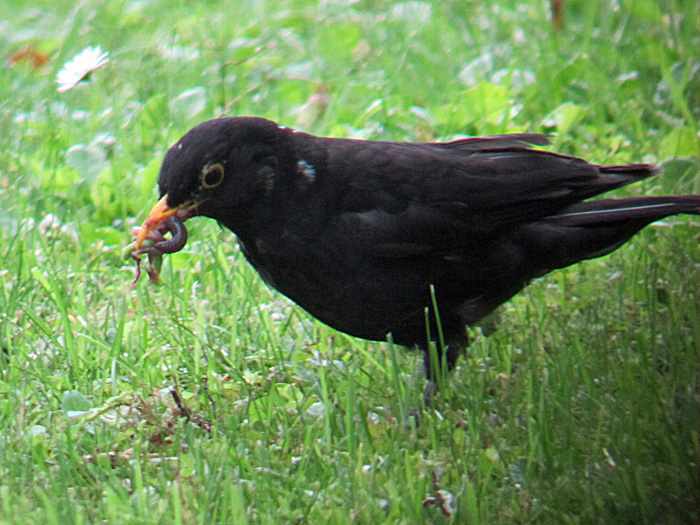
[56,45,110,92]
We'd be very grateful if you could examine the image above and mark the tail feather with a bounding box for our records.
[548,195,700,227]
[581,164,659,198]
[530,194,699,268]
[599,163,660,178]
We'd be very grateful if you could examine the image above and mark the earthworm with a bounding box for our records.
[127,214,189,286]
[136,214,188,256]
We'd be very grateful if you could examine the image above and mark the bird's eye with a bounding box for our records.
[201,163,225,189]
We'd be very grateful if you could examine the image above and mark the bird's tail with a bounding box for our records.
[534,195,699,266]
[548,195,700,227]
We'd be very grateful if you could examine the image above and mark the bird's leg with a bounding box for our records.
[423,380,437,408]
[422,341,465,407]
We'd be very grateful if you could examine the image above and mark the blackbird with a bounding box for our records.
[135,117,699,384]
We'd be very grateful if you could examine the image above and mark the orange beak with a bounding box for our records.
[135,195,177,249]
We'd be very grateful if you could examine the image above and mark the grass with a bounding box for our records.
[1,0,698,523]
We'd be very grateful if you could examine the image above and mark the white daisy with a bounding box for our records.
[56,46,110,92]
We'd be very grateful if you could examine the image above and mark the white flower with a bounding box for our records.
[56,46,109,92]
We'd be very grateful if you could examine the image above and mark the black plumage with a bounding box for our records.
[136,117,699,381]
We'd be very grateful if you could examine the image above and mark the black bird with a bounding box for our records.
[135,117,699,385]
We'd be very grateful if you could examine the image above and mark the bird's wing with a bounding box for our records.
[338,203,467,258]
[328,137,656,258]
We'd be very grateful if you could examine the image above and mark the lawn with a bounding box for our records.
[1,0,698,523]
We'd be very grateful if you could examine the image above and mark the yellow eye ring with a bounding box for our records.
[201,163,224,188]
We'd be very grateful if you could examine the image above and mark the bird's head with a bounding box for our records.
[135,117,291,249]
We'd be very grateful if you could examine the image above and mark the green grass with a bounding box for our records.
[1,0,698,523]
